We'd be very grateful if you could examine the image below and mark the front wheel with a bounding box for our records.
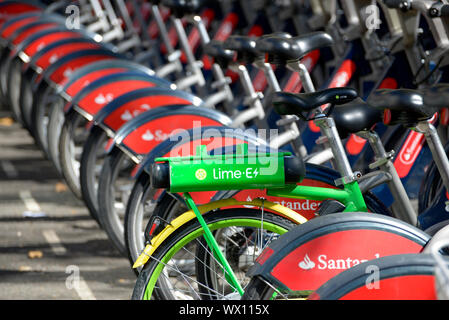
[131,208,296,300]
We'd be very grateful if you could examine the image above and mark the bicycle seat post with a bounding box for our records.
[192,15,234,111]
[357,130,418,226]
[150,4,183,78]
[228,61,265,127]
[286,59,316,93]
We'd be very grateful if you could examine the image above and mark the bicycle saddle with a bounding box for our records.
[332,98,383,138]
[203,40,235,69]
[256,31,333,65]
[161,0,207,18]
[223,35,263,64]
[367,89,436,126]
[272,87,358,120]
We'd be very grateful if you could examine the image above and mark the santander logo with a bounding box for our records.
[398,132,423,165]
[120,104,151,121]
[94,93,114,105]
[330,71,349,88]
[394,131,425,178]
[298,253,380,271]
[141,129,169,142]
[298,254,315,270]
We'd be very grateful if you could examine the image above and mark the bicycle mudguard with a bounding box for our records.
[0,1,42,28]
[57,60,157,100]
[92,87,200,136]
[29,37,98,67]
[34,49,123,90]
[0,0,44,13]
[107,105,231,162]
[0,12,40,44]
[12,27,86,63]
[6,16,65,49]
[134,126,268,179]
[245,212,430,294]
[132,198,308,269]
[309,253,443,300]
[62,73,170,118]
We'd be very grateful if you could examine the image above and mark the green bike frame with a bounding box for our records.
[149,144,367,296]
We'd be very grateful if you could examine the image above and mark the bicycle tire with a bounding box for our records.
[97,146,134,256]
[131,208,296,300]
[46,91,65,173]
[309,253,447,300]
[58,111,88,199]
[79,125,109,224]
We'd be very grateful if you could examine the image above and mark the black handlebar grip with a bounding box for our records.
[151,163,170,189]
[284,156,305,184]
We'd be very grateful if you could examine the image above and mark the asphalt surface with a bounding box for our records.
[0,111,136,300]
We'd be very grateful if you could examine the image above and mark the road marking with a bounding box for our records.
[42,230,96,300]
[1,160,18,178]
[74,278,97,300]
[19,190,41,212]
[42,230,67,255]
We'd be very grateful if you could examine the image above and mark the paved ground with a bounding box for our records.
[0,112,136,300]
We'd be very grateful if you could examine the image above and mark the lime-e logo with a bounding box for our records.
[195,169,207,181]
[212,167,259,180]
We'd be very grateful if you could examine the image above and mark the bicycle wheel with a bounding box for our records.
[241,212,430,300]
[131,208,296,300]
[79,125,109,224]
[309,253,448,300]
[58,111,89,199]
[97,146,135,256]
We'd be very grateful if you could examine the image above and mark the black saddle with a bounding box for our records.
[161,0,207,18]
[203,40,235,69]
[367,89,437,126]
[273,87,358,120]
[332,98,383,138]
[256,32,333,65]
[223,35,263,64]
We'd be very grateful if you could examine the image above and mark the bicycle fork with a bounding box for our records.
[183,192,245,296]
